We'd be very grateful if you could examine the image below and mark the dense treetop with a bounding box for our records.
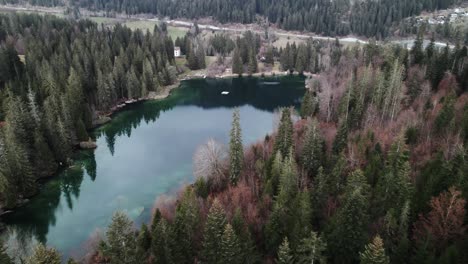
[1,0,464,38]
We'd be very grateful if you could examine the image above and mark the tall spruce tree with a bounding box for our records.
[171,188,200,263]
[100,212,137,264]
[297,231,327,264]
[152,218,174,264]
[360,235,390,264]
[229,109,243,185]
[411,30,425,65]
[247,48,258,75]
[332,120,348,155]
[136,224,151,262]
[202,199,227,264]
[301,118,323,176]
[0,243,12,264]
[277,237,294,264]
[274,108,294,158]
[232,48,243,75]
[220,224,243,264]
[326,187,370,263]
[27,244,61,264]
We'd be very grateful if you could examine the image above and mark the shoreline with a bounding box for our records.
[0,71,306,219]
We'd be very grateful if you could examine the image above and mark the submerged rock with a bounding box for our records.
[128,206,145,219]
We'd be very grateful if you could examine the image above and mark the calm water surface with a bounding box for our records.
[1,76,305,259]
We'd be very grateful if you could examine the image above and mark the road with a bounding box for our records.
[0,4,453,48]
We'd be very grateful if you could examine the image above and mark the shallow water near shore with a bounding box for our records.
[1,76,305,260]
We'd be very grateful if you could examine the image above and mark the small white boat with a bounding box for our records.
[221,91,229,95]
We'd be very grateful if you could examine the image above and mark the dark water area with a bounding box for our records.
[1,76,305,259]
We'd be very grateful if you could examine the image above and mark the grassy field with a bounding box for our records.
[167,26,188,39]
[87,16,121,25]
[0,9,64,18]
[272,35,306,48]
[123,20,158,31]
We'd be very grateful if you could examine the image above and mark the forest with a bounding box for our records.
[0,0,465,39]
[0,8,468,264]
[0,13,182,209]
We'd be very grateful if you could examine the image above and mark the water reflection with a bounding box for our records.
[1,76,305,258]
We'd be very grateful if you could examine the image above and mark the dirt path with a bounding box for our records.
[0,4,369,45]
[0,4,455,48]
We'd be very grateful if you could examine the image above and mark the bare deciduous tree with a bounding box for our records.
[193,139,228,188]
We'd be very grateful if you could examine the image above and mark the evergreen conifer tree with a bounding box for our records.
[274,108,294,158]
[360,235,390,264]
[277,237,294,264]
[202,199,227,264]
[27,244,61,264]
[221,224,243,263]
[0,243,12,264]
[297,231,327,264]
[232,48,243,75]
[229,109,243,185]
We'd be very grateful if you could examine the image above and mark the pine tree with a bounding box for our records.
[292,190,313,242]
[426,36,435,61]
[280,43,291,71]
[196,44,206,69]
[374,135,412,218]
[332,120,348,155]
[301,118,323,176]
[136,224,151,262]
[27,244,61,264]
[0,243,12,264]
[247,48,258,75]
[221,224,243,263]
[277,149,298,204]
[151,208,162,233]
[66,68,84,123]
[3,103,36,200]
[171,188,200,263]
[75,119,88,142]
[277,237,294,264]
[231,209,259,264]
[301,90,313,118]
[187,44,198,70]
[265,46,274,65]
[297,231,327,264]
[326,187,370,263]
[202,199,227,264]
[411,30,425,65]
[360,235,390,264]
[232,48,243,75]
[142,58,154,96]
[100,211,137,264]
[229,109,243,185]
[97,70,112,110]
[274,108,294,158]
[295,44,308,74]
[33,129,57,176]
[152,218,173,264]
[434,94,455,136]
[126,66,140,99]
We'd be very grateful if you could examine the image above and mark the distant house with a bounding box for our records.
[174,46,181,57]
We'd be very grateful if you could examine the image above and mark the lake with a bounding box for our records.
[1,76,305,259]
